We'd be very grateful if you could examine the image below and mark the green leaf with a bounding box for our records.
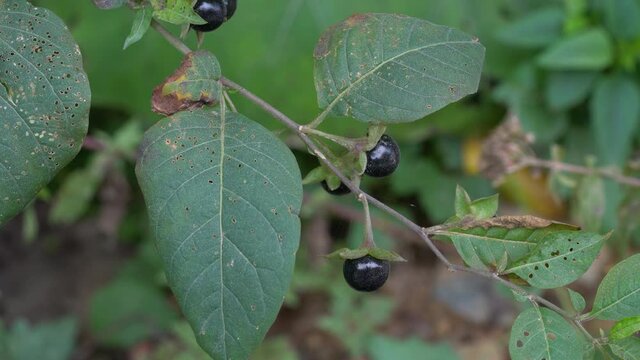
[568,288,586,313]
[600,0,640,40]
[325,247,369,260]
[609,337,640,359]
[509,307,587,360]
[469,193,499,219]
[136,108,302,359]
[505,231,606,289]
[313,13,485,124]
[538,28,613,70]
[150,0,206,25]
[497,7,565,49]
[610,316,640,341]
[368,247,407,262]
[4,317,77,360]
[590,254,640,320]
[544,71,598,111]
[454,185,472,217]
[368,335,460,360]
[0,0,91,226]
[152,51,222,116]
[571,174,605,232]
[301,166,327,185]
[123,6,152,49]
[89,278,178,347]
[437,216,579,270]
[590,73,640,166]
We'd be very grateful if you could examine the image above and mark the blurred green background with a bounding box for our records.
[1,0,640,359]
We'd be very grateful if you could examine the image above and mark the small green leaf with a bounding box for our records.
[366,125,387,150]
[568,288,586,313]
[538,28,613,70]
[469,193,499,219]
[123,7,153,49]
[4,317,77,360]
[590,254,640,320]
[454,185,472,217]
[152,51,222,116]
[302,166,327,185]
[509,307,587,360]
[325,247,369,260]
[600,0,640,40]
[314,13,484,123]
[438,215,578,270]
[609,337,640,359]
[368,248,407,262]
[368,335,460,360]
[544,71,597,111]
[505,231,606,289]
[497,7,565,49]
[590,73,640,166]
[571,174,605,232]
[0,0,91,226]
[610,316,640,341]
[136,108,303,359]
[151,0,206,25]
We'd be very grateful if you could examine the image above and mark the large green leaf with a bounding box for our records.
[437,216,578,270]
[0,0,91,226]
[313,13,484,123]
[609,338,640,359]
[590,254,640,320]
[599,0,640,40]
[509,307,587,360]
[505,231,605,289]
[609,316,640,341]
[537,28,613,70]
[544,71,597,111]
[136,108,302,359]
[590,73,640,166]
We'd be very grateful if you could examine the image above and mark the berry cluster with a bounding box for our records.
[192,0,237,32]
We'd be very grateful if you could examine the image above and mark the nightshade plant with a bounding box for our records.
[1,0,640,359]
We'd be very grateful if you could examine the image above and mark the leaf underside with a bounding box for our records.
[313,13,485,124]
[136,108,302,359]
[0,0,91,226]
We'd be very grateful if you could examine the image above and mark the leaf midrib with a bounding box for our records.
[217,103,227,359]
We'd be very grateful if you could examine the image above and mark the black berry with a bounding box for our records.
[343,255,389,292]
[192,0,236,32]
[321,180,351,195]
[364,134,400,177]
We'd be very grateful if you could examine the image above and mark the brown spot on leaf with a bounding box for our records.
[457,215,577,230]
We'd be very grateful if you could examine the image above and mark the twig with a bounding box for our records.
[522,157,640,188]
[150,21,594,339]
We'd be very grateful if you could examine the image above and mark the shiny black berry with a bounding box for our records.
[321,180,351,195]
[192,0,235,32]
[343,255,389,292]
[364,134,400,177]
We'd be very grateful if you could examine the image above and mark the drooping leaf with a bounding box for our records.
[537,28,613,70]
[123,6,153,50]
[509,307,587,360]
[505,231,606,289]
[150,0,206,25]
[568,288,586,313]
[437,216,578,270]
[590,73,640,166]
[609,337,640,359]
[368,335,460,360]
[590,254,640,320]
[313,13,485,124]
[152,51,222,116]
[0,0,91,226]
[610,316,640,341]
[544,71,598,111]
[136,108,302,359]
[497,6,565,49]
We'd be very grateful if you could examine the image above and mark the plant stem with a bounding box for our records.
[359,194,375,248]
[151,21,594,340]
[522,157,640,187]
[223,91,238,112]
